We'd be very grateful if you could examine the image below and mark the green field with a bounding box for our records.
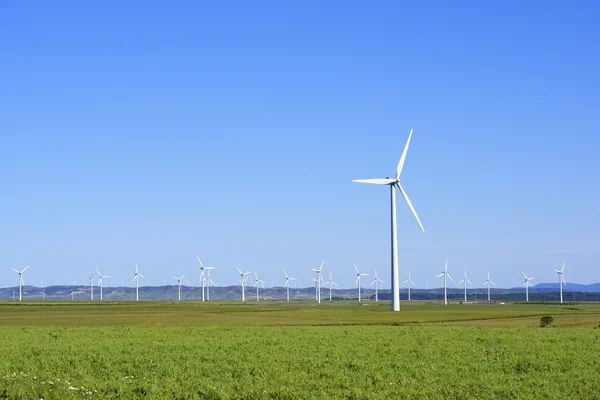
[1,301,600,399]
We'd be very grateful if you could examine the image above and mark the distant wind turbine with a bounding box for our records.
[370,270,385,302]
[40,281,45,301]
[523,273,534,302]
[284,270,296,302]
[323,272,337,302]
[483,272,495,302]
[254,273,265,301]
[88,275,95,300]
[132,263,146,301]
[10,266,28,302]
[236,267,252,302]
[436,258,454,305]
[173,274,185,301]
[311,261,324,303]
[555,263,566,304]
[196,255,214,302]
[206,269,215,301]
[402,271,415,301]
[353,129,425,311]
[96,269,111,301]
[354,264,369,302]
[457,269,472,302]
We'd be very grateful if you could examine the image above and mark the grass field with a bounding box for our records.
[1,301,600,399]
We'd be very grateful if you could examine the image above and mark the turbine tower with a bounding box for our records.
[96,269,111,301]
[284,270,296,302]
[402,271,415,301]
[523,273,534,302]
[353,129,425,311]
[353,264,369,302]
[173,274,185,301]
[555,263,566,304]
[323,272,337,302]
[236,267,252,302]
[253,273,265,301]
[457,269,472,302]
[10,266,28,302]
[311,261,324,304]
[436,258,454,305]
[370,270,385,302]
[483,272,495,302]
[132,263,146,301]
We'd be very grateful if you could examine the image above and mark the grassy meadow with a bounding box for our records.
[1,301,600,399]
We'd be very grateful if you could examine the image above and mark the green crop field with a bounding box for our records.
[1,301,600,399]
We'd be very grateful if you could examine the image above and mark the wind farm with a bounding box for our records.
[2,1,599,399]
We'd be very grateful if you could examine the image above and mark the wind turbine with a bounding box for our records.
[88,275,95,300]
[353,129,425,311]
[284,270,296,302]
[71,282,75,301]
[10,266,28,302]
[402,271,415,301]
[523,273,534,302]
[322,272,337,302]
[206,269,215,301]
[457,269,473,302]
[196,255,214,302]
[253,273,265,301]
[96,269,111,301]
[236,267,252,302]
[436,258,454,305]
[483,272,495,302]
[173,274,185,301]
[555,263,566,304]
[40,281,45,301]
[311,261,324,303]
[353,264,369,302]
[132,263,146,301]
[370,270,385,302]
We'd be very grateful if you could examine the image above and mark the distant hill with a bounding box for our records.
[529,283,600,292]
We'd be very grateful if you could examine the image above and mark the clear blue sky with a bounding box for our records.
[1,0,599,290]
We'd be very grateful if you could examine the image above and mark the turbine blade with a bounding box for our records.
[236,267,243,275]
[138,274,146,279]
[466,279,473,285]
[284,270,288,278]
[319,260,324,271]
[490,280,496,286]
[354,264,359,274]
[447,274,455,283]
[196,255,205,268]
[132,276,137,283]
[352,178,396,185]
[436,273,444,278]
[11,268,19,273]
[561,262,565,273]
[396,129,413,180]
[522,272,527,279]
[396,183,425,233]
[22,265,29,273]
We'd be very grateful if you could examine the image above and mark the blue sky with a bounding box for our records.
[1,0,599,290]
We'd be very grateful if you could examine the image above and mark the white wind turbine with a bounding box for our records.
[457,269,473,302]
[173,274,185,301]
[483,272,495,302]
[236,267,252,302]
[196,255,214,302]
[354,264,369,302]
[96,269,111,301]
[353,129,425,311]
[555,262,566,304]
[323,272,338,302]
[370,270,385,302]
[206,269,215,301]
[10,266,28,302]
[402,271,415,301]
[311,261,324,303]
[40,281,45,301]
[254,273,265,301]
[284,270,296,302]
[88,275,95,300]
[436,258,454,306]
[132,263,146,301]
[523,273,534,302]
